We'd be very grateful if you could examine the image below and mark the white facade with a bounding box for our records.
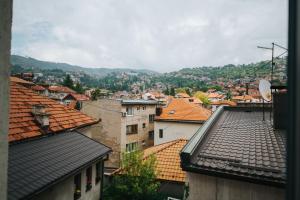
[33,162,103,200]
[154,121,202,145]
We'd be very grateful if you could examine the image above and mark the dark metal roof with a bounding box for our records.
[8,131,111,200]
[121,99,158,105]
[181,106,286,187]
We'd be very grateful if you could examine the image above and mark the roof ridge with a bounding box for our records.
[144,139,187,159]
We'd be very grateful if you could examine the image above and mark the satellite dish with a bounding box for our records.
[259,79,272,102]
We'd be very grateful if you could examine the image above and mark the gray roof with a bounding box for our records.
[121,99,158,105]
[181,106,286,186]
[8,131,111,200]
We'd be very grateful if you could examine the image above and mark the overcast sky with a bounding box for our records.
[12,0,288,72]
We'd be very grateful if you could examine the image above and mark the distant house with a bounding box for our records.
[48,85,76,101]
[184,97,203,106]
[210,100,237,112]
[180,106,285,200]
[175,92,190,98]
[31,84,47,95]
[207,92,225,102]
[154,98,211,145]
[82,99,158,168]
[114,139,187,199]
[232,94,255,103]
[10,76,34,87]
[63,93,90,110]
[8,82,111,200]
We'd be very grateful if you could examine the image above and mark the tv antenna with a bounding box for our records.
[259,79,272,121]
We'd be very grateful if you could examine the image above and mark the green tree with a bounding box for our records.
[175,87,186,94]
[62,74,74,89]
[170,87,175,96]
[194,91,211,106]
[104,151,164,200]
[74,82,84,94]
[91,88,101,100]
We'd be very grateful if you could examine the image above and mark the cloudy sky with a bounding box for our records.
[12,0,288,72]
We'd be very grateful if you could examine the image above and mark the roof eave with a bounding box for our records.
[181,163,285,188]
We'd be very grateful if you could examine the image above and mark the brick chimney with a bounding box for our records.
[32,104,50,128]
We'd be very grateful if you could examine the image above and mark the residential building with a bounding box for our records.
[143,139,188,199]
[180,106,285,200]
[210,100,237,112]
[154,98,211,145]
[63,93,90,110]
[31,84,47,96]
[207,92,225,102]
[82,99,158,168]
[175,92,190,98]
[48,85,76,101]
[114,139,187,199]
[8,81,111,200]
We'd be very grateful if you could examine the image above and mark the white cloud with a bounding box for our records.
[12,0,288,72]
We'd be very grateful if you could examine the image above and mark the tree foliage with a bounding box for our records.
[62,74,74,89]
[103,151,164,200]
[193,91,211,106]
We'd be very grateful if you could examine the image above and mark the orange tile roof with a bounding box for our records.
[156,98,211,122]
[185,97,203,104]
[9,82,97,142]
[143,139,187,182]
[10,76,34,85]
[210,100,237,106]
[207,92,224,99]
[31,85,46,91]
[176,93,190,98]
[48,85,75,93]
[232,95,254,101]
[114,139,187,183]
[64,93,90,101]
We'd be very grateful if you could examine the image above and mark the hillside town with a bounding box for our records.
[1,0,294,199]
[4,71,286,199]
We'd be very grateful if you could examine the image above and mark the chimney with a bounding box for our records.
[272,88,287,129]
[32,104,50,128]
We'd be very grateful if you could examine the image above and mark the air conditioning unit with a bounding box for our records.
[121,112,127,117]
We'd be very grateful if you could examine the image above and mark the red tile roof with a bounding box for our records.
[176,93,190,98]
[210,100,237,106]
[9,82,98,142]
[114,139,187,183]
[156,98,211,122]
[64,93,90,101]
[10,77,34,85]
[143,139,187,182]
[31,85,46,91]
[48,85,75,93]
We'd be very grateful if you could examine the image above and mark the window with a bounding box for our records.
[142,123,146,128]
[126,142,138,152]
[95,162,102,184]
[149,131,154,140]
[126,124,138,134]
[126,107,133,116]
[149,114,155,123]
[159,129,163,138]
[86,167,92,192]
[74,173,81,200]
[137,106,140,110]
[142,106,146,110]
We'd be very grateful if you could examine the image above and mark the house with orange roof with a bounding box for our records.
[114,139,187,199]
[207,92,225,102]
[10,76,34,86]
[210,100,237,112]
[175,92,190,98]
[48,85,76,100]
[7,81,111,200]
[31,84,47,95]
[63,93,90,110]
[154,98,211,145]
[185,97,203,106]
